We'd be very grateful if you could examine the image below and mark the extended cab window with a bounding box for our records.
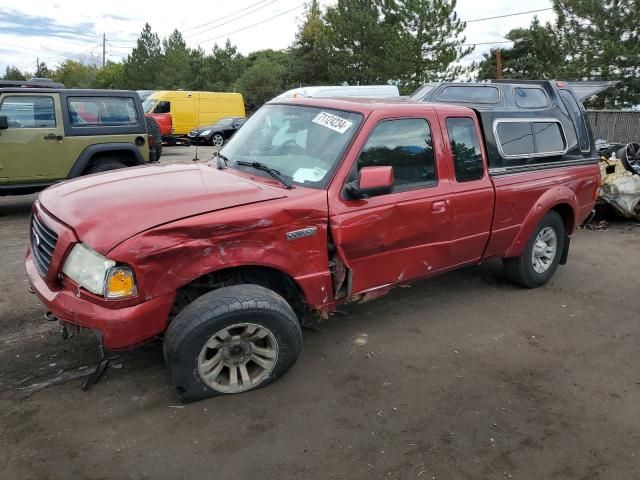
[358,118,435,189]
[0,96,55,128]
[496,120,566,158]
[446,117,483,182]
[68,97,138,126]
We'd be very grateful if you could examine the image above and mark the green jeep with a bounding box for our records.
[0,83,155,196]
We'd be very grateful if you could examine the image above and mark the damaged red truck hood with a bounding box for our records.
[39,163,286,253]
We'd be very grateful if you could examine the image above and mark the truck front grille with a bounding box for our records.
[31,214,58,277]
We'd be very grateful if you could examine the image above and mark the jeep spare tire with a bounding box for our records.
[145,116,163,160]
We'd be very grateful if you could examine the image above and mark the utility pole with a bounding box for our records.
[102,33,106,68]
[496,49,503,79]
[36,57,39,75]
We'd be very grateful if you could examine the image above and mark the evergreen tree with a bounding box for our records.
[476,18,563,80]
[554,0,640,107]
[122,23,163,89]
[397,0,473,87]
[160,29,191,89]
[3,65,27,81]
[324,0,403,85]
[203,40,246,91]
[34,61,52,78]
[290,0,330,86]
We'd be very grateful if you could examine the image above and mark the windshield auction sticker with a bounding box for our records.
[312,111,353,134]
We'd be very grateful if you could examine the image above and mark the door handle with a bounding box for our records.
[431,200,448,213]
[44,134,63,141]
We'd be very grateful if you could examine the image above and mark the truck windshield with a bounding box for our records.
[142,98,157,113]
[220,104,363,189]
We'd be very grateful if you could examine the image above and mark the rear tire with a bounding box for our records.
[164,284,302,403]
[503,211,565,288]
[85,159,127,174]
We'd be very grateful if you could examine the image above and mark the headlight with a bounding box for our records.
[199,129,212,136]
[62,243,136,298]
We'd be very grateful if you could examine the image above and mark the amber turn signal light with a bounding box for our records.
[105,267,136,299]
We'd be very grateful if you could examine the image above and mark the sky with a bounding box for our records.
[0,0,556,76]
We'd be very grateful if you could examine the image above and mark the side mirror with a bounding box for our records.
[346,166,394,199]
[0,115,8,130]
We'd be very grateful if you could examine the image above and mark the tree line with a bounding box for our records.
[2,0,638,108]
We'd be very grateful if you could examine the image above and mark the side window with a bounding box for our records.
[496,120,566,159]
[357,118,435,189]
[436,86,500,103]
[154,101,170,114]
[0,96,56,128]
[497,122,535,156]
[446,117,484,182]
[559,90,591,152]
[533,122,564,152]
[68,97,138,126]
[514,87,549,108]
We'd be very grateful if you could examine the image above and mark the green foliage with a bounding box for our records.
[235,52,288,106]
[52,60,97,88]
[476,18,563,80]
[290,0,330,86]
[554,0,640,107]
[397,0,473,87]
[34,61,52,78]
[3,65,27,81]
[95,61,125,89]
[160,29,191,89]
[122,23,163,89]
[324,0,404,84]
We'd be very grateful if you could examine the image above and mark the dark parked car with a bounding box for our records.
[187,117,246,146]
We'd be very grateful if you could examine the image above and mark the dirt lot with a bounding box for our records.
[1,147,639,479]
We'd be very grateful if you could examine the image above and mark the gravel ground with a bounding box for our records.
[1,147,639,479]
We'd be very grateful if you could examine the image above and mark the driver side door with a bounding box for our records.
[329,113,454,295]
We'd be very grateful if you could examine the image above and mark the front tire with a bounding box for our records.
[503,211,565,288]
[210,133,224,147]
[164,284,302,403]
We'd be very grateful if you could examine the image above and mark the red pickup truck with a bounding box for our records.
[26,81,600,401]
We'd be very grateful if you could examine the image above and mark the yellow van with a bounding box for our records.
[142,91,245,136]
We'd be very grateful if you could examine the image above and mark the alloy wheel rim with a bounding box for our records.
[212,134,224,146]
[531,226,558,273]
[198,323,278,393]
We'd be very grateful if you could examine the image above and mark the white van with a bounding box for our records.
[275,85,400,100]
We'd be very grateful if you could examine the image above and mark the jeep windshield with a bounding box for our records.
[220,104,363,189]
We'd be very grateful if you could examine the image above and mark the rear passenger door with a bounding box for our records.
[330,113,454,294]
[441,115,495,265]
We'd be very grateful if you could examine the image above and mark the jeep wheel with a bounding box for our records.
[85,159,127,174]
[164,284,302,403]
[210,133,224,147]
[503,211,565,288]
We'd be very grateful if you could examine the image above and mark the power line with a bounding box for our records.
[183,0,270,33]
[464,7,553,23]
[198,4,304,45]
[185,0,280,39]
[461,40,514,46]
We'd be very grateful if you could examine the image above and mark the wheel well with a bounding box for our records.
[85,151,137,172]
[171,266,308,323]
[551,203,575,233]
